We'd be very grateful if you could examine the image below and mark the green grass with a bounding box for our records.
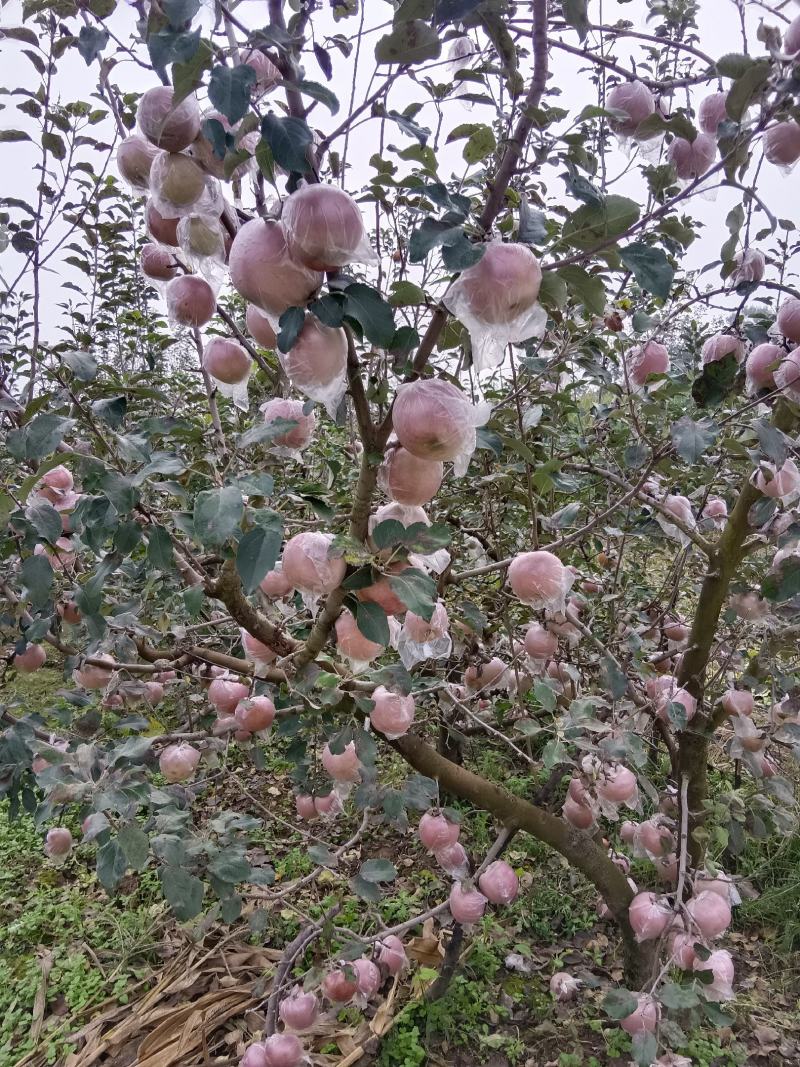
[0,801,165,1066]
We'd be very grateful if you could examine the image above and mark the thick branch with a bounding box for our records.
[390,731,651,984]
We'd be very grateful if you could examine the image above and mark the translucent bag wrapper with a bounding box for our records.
[368,501,451,575]
[654,494,695,548]
[392,378,491,477]
[259,397,316,458]
[149,150,224,221]
[281,181,377,271]
[443,240,546,373]
[397,601,452,669]
[165,274,219,330]
[203,337,252,412]
[279,318,348,419]
[177,213,229,288]
[507,550,574,612]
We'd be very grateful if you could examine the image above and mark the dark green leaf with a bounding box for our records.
[236,523,282,593]
[160,866,204,920]
[433,0,482,23]
[8,414,74,461]
[77,25,108,64]
[147,525,175,570]
[349,873,382,902]
[193,486,243,545]
[25,501,62,544]
[441,231,485,270]
[162,0,200,26]
[309,294,346,328]
[519,196,547,244]
[260,113,313,173]
[63,350,98,381]
[96,839,128,892]
[208,63,256,125]
[657,981,700,1009]
[359,858,397,882]
[91,396,127,428]
[762,556,800,603]
[631,1032,658,1067]
[388,568,437,621]
[691,353,739,408]
[118,824,149,871]
[343,283,395,346]
[726,61,770,122]
[208,849,251,883]
[619,242,674,299]
[670,416,718,464]
[603,987,638,1020]
[375,20,441,65]
[562,0,589,40]
[21,554,53,609]
[752,418,787,465]
[171,35,212,100]
[277,306,306,353]
[356,600,390,646]
[293,78,339,114]
[716,53,755,79]
[308,843,338,867]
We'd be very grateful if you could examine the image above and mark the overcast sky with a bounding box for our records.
[0,0,797,341]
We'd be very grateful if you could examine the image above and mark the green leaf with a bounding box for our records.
[356,600,390,646]
[162,0,200,26]
[208,63,256,125]
[462,124,496,164]
[558,265,606,315]
[619,242,675,300]
[21,554,53,609]
[433,0,482,23]
[343,283,395,346]
[726,60,770,121]
[308,843,338,867]
[359,858,397,882]
[77,25,108,64]
[631,1032,658,1067]
[0,129,32,143]
[293,78,339,114]
[388,568,437,621]
[147,525,175,570]
[716,53,756,79]
[603,987,638,1020]
[260,113,313,173]
[657,981,700,1009]
[375,20,441,65]
[409,218,462,263]
[562,194,640,249]
[691,353,739,408]
[118,824,149,871]
[236,523,282,593]
[349,873,382,902]
[96,839,128,892]
[7,414,74,461]
[208,848,251,883]
[601,657,628,700]
[562,0,589,40]
[389,281,427,307]
[160,866,204,920]
[42,131,66,161]
[25,501,62,544]
[193,485,243,545]
[91,396,127,428]
[171,36,213,102]
[277,306,305,353]
[519,196,547,244]
[670,416,718,464]
[441,231,485,271]
[753,419,787,465]
[762,556,800,603]
[63,350,98,381]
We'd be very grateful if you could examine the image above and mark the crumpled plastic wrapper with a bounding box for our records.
[149,150,224,221]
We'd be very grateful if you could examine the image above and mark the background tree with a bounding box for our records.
[3,1,800,1064]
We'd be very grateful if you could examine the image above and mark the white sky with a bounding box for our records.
[0,0,798,341]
